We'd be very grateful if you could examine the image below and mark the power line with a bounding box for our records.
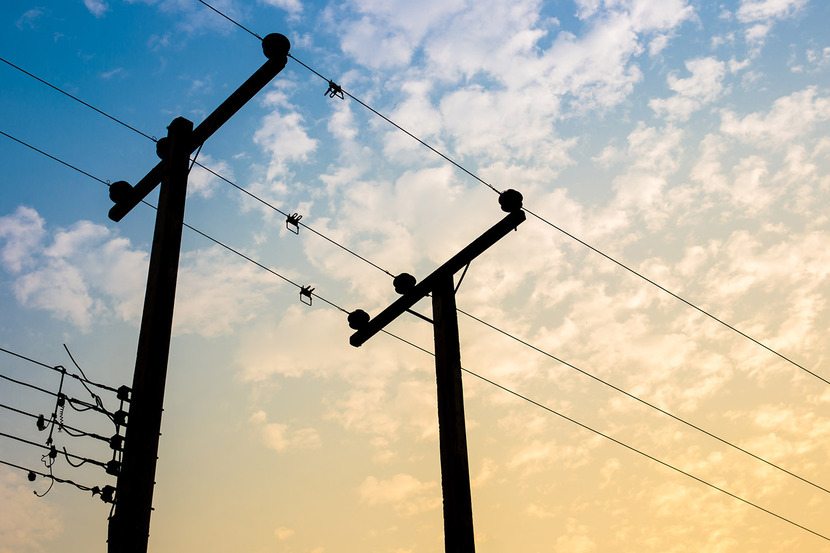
[0,430,109,470]
[185,6,825,387]
[380,331,830,544]
[455,307,830,496]
[5,131,830,544]
[0,458,96,493]
[0,346,124,397]
[0,401,110,444]
[0,56,397,279]
[3,51,827,501]
[0,371,113,418]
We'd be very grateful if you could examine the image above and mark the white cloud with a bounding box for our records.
[736,0,807,52]
[358,473,440,516]
[249,410,321,452]
[83,0,109,17]
[720,87,830,146]
[0,469,63,552]
[254,87,318,185]
[649,57,727,121]
[187,154,234,199]
[736,0,807,23]
[260,0,302,16]
[0,206,45,273]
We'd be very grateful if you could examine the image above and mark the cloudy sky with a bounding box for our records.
[1,0,830,551]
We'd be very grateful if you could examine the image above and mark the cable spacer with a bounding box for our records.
[286,212,303,234]
[325,80,344,99]
[299,285,315,306]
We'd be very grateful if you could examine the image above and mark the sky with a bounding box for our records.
[1,0,830,551]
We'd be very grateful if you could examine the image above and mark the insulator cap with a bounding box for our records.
[109,181,132,204]
[393,273,417,295]
[100,485,116,503]
[106,460,121,476]
[113,410,128,427]
[348,309,370,330]
[498,189,523,213]
[117,385,131,402]
[262,33,290,60]
[155,137,170,160]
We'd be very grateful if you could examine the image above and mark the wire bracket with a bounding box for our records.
[286,212,303,234]
[300,285,315,306]
[325,80,344,99]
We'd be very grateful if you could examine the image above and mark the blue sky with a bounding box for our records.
[2,1,830,552]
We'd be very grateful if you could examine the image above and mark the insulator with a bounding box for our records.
[109,181,133,204]
[109,434,124,451]
[36,414,46,431]
[100,485,115,504]
[49,446,57,460]
[393,273,417,294]
[498,189,523,213]
[106,460,121,476]
[27,471,36,482]
[113,410,128,427]
[347,309,370,330]
[155,137,170,160]
[262,33,291,60]
[117,385,131,402]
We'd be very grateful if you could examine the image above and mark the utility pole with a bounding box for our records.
[106,33,290,553]
[348,190,526,553]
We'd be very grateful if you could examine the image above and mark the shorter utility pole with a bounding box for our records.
[348,190,526,553]
[106,33,291,553]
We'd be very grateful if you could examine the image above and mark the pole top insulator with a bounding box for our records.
[498,189,523,213]
[262,33,290,60]
[109,181,133,204]
[393,273,417,295]
[348,309,370,330]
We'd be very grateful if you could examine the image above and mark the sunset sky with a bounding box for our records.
[1,0,830,552]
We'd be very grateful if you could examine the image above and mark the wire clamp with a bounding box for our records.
[325,80,344,99]
[300,285,315,306]
[286,212,303,234]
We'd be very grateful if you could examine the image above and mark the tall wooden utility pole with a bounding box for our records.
[348,190,526,553]
[106,33,290,553]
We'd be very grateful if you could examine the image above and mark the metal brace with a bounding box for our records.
[325,80,344,99]
[300,285,315,306]
[286,212,303,234]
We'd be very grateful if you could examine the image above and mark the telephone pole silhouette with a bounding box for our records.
[348,190,526,553]
[106,33,291,553]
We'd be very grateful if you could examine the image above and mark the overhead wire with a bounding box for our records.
[6,35,822,498]
[0,430,109,470]
[0,402,110,444]
[1,56,820,494]
[0,458,96,493]
[185,3,827,387]
[0,345,123,397]
[0,371,113,418]
[3,130,829,543]
[381,331,830,543]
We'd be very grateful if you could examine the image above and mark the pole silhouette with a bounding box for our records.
[348,190,526,553]
[106,33,290,553]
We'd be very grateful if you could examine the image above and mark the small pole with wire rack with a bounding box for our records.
[105,33,291,553]
[347,190,526,553]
